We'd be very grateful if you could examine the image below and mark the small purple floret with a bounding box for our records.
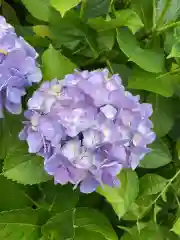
[0,16,42,117]
[20,69,155,193]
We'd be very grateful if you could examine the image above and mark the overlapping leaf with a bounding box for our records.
[117,29,164,73]
[97,169,139,219]
[42,208,118,240]
[140,140,172,168]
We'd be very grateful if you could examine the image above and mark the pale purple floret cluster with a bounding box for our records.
[20,69,155,193]
[0,16,42,117]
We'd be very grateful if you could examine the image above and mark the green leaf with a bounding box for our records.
[147,94,175,137]
[33,25,51,38]
[89,9,143,33]
[97,30,115,52]
[121,222,163,240]
[156,0,180,28]
[51,0,81,17]
[140,139,172,168]
[75,228,106,240]
[49,10,98,53]
[130,0,153,29]
[0,209,41,240]
[42,210,75,240]
[3,140,50,185]
[111,64,131,87]
[84,0,111,19]
[75,208,118,240]
[164,27,180,54]
[168,41,180,58]
[0,114,23,159]
[117,28,164,73]
[42,208,118,240]
[42,44,76,80]
[161,227,180,240]
[21,0,51,21]
[176,139,180,159]
[1,1,19,25]
[172,218,180,235]
[0,175,31,211]
[97,169,139,219]
[172,172,180,197]
[139,174,167,196]
[39,181,79,212]
[123,195,154,221]
[128,67,178,97]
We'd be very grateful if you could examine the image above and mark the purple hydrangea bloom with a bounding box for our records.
[20,69,155,193]
[0,16,42,117]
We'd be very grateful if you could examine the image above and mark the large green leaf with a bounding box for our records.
[147,94,175,137]
[140,139,172,168]
[139,174,167,196]
[0,209,42,240]
[51,0,81,17]
[128,67,178,97]
[2,140,50,185]
[39,181,79,212]
[89,9,143,33]
[42,208,118,240]
[121,222,163,240]
[117,28,164,73]
[0,175,31,211]
[84,0,111,19]
[97,169,139,219]
[42,44,76,80]
[21,0,50,21]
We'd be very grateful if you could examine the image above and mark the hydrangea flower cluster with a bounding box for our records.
[0,16,42,117]
[20,69,155,193]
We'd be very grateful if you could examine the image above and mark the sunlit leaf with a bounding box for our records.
[51,0,81,17]
[42,44,76,80]
[21,0,50,21]
[89,9,143,33]
[172,218,180,235]
[97,169,139,219]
